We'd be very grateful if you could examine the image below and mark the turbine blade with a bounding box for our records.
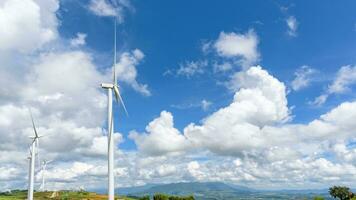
[114,85,128,116]
[113,84,119,102]
[29,108,39,138]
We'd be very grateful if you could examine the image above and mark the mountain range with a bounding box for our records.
[116,182,333,200]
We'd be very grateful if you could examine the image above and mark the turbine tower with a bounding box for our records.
[27,109,41,200]
[26,149,33,200]
[101,19,128,200]
[40,160,53,192]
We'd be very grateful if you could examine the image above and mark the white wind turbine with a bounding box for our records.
[40,159,53,192]
[101,19,128,200]
[27,109,42,200]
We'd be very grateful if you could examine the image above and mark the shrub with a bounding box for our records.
[153,194,194,200]
[153,193,169,200]
[139,195,150,200]
[313,196,325,200]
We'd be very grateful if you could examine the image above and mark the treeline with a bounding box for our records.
[137,193,194,200]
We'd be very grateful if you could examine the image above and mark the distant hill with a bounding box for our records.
[118,182,254,199]
[117,183,160,195]
[139,182,250,194]
[116,182,333,200]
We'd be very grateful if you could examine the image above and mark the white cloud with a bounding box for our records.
[0,166,21,181]
[201,100,212,111]
[286,16,298,37]
[89,0,117,16]
[156,164,177,177]
[70,33,87,47]
[332,143,356,163]
[0,0,58,52]
[328,65,356,94]
[129,111,189,156]
[311,94,328,106]
[88,0,130,22]
[177,60,208,77]
[133,66,290,155]
[201,41,212,54]
[213,62,233,73]
[291,65,316,91]
[187,161,204,180]
[170,99,212,111]
[114,49,151,96]
[128,65,356,188]
[313,65,356,105]
[214,30,260,68]
[184,66,289,155]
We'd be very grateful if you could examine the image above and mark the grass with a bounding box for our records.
[0,190,137,200]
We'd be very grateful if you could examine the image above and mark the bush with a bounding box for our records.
[153,194,169,200]
[139,195,150,200]
[313,196,325,200]
[153,194,194,200]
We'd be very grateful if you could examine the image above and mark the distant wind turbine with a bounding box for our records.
[27,109,42,200]
[40,159,53,192]
[101,19,128,200]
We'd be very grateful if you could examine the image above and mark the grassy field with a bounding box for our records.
[0,190,137,200]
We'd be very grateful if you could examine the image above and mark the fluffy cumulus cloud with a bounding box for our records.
[0,46,126,188]
[213,30,260,68]
[129,111,189,156]
[0,0,139,191]
[132,65,290,155]
[313,65,356,105]
[184,66,290,154]
[131,65,356,188]
[0,0,58,52]
[173,30,259,78]
[114,49,151,96]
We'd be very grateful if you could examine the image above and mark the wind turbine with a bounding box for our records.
[27,109,41,200]
[101,19,128,200]
[40,159,53,192]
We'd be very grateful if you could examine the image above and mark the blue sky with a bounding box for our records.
[59,0,356,146]
[0,0,356,191]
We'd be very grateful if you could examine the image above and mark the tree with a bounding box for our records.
[329,186,350,200]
